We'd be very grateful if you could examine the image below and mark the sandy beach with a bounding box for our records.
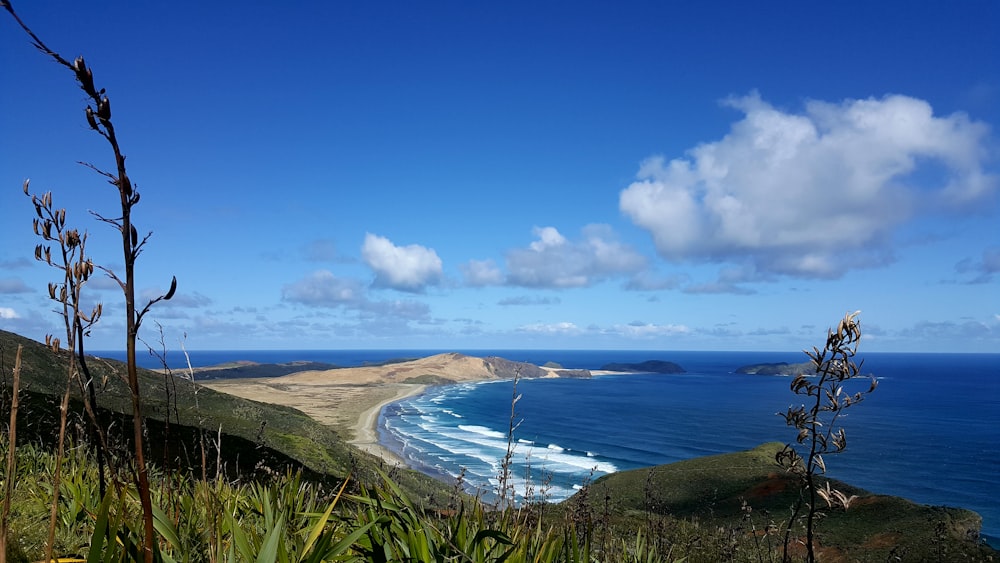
[347,383,426,466]
[200,353,610,469]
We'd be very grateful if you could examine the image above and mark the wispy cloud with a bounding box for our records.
[362,233,443,292]
[621,92,997,280]
[282,269,430,322]
[0,258,32,270]
[282,270,366,307]
[612,321,690,338]
[0,278,33,294]
[498,295,561,306]
[955,246,1000,283]
[517,321,582,335]
[140,288,212,309]
[302,238,340,262]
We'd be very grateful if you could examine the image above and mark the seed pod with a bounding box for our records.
[97,96,111,120]
[86,106,99,130]
[164,276,177,300]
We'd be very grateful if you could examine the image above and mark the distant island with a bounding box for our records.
[735,361,815,376]
[599,360,685,374]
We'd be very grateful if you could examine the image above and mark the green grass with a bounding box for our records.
[573,442,993,561]
[0,329,454,506]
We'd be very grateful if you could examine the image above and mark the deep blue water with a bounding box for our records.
[97,349,999,544]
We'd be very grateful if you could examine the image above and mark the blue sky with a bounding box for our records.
[1,1,998,352]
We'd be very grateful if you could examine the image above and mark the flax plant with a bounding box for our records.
[776,311,876,563]
[0,345,23,563]
[3,4,179,560]
[24,184,104,561]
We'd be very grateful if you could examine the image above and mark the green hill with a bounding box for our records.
[0,329,452,504]
[571,442,993,561]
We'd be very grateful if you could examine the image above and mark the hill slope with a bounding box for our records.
[573,442,993,560]
[0,329,453,504]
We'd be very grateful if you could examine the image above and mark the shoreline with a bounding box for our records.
[348,383,427,467]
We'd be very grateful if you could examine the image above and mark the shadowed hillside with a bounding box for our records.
[0,329,453,504]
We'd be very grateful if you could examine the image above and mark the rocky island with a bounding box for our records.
[599,360,685,373]
[735,361,816,375]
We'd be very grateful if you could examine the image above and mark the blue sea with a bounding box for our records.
[102,349,999,545]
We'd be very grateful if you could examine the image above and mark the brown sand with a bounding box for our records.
[200,353,616,467]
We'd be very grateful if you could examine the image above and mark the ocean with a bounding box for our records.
[103,348,999,545]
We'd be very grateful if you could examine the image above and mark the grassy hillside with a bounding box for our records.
[572,442,993,561]
[0,329,453,504]
[2,329,995,560]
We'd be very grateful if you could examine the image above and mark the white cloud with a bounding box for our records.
[620,92,997,279]
[0,307,20,319]
[517,321,581,335]
[461,259,504,286]
[614,321,690,338]
[282,270,365,306]
[505,225,646,288]
[282,270,430,322]
[362,233,443,292]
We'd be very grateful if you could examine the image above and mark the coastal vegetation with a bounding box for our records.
[1,3,995,561]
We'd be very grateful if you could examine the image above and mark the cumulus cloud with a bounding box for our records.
[282,270,365,307]
[282,269,430,321]
[461,259,504,287]
[897,319,994,341]
[613,321,690,338]
[0,307,20,319]
[504,225,646,288]
[625,271,689,291]
[620,92,997,279]
[0,278,32,294]
[362,233,443,292]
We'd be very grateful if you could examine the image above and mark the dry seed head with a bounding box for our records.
[86,106,99,130]
[23,178,29,194]
[66,229,80,249]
